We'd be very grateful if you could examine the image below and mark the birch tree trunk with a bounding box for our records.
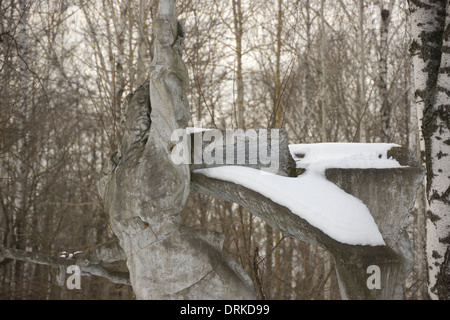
[377,0,395,142]
[137,0,150,85]
[98,0,255,300]
[300,0,312,135]
[320,0,328,143]
[428,2,450,300]
[320,0,331,299]
[406,36,428,298]
[358,0,367,143]
[409,0,450,300]
[233,0,245,129]
[274,0,283,129]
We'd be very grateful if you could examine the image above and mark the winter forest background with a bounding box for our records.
[0,0,430,299]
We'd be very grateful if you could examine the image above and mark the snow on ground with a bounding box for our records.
[194,143,405,246]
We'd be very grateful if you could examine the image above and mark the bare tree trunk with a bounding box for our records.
[127,1,135,91]
[406,29,428,299]
[320,0,331,296]
[300,0,312,137]
[137,0,150,85]
[12,0,29,299]
[192,147,424,300]
[233,0,245,129]
[275,0,283,129]
[378,0,395,142]
[409,0,450,300]
[115,0,128,114]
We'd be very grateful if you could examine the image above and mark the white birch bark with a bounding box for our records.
[320,0,330,298]
[320,0,327,142]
